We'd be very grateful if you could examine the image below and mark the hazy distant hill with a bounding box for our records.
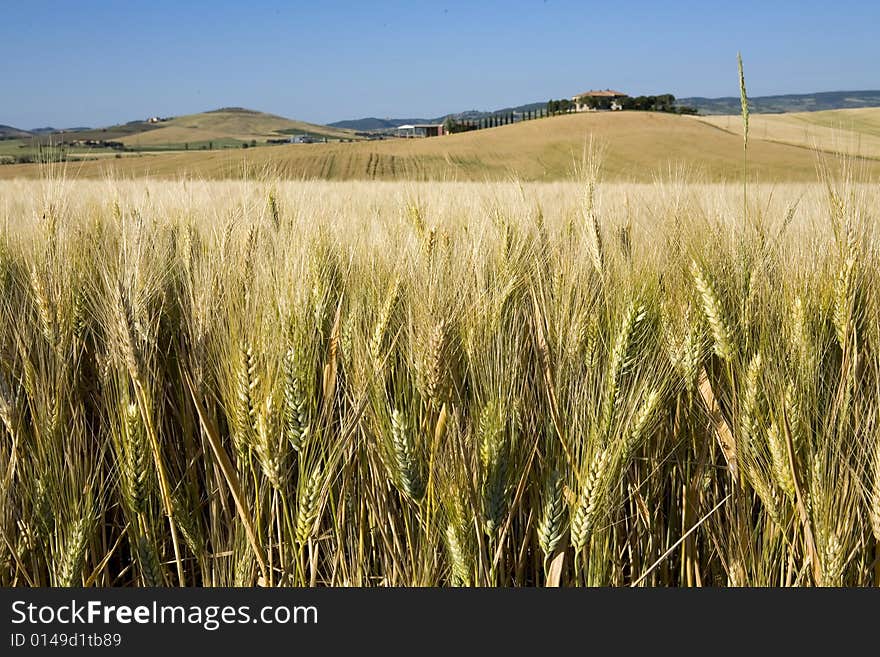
[28,126,91,134]
[0,125,32,139]
[334,92,880,129]
[330,102,548,131]
[329,117,434,130]
[679,90,880,115]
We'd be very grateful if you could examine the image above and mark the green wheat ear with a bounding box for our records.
[57,515,90,587]
[691,261,735,361]
[135,533,165,587]
[445,521,473,586]
[283,348,309,452]
[390,408,426,503]
[267,188,280,229]
[295,465,323,546]
[571,447,611,552]
[123,402,150,515]
[537,469,566,561]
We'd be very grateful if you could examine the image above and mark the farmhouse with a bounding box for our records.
[572,89,628,112]
[396,124,445,138]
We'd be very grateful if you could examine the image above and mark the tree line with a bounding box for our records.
[432,91,701,137]
[548,93,698,115]
[442,108,551,134]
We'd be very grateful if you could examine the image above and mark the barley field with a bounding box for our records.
[1,164,879,587]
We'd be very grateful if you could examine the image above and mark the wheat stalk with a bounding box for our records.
[626,388,662,460]
[691,261,734,361]
[740,352,762,448]
[56,515,89,587]
[599,302,646,439]
[423,319,450,406]
[283,348,309,452]
[370,280,399,365]
[234,343,259,460]
[571,447,611,552]
[135,533,165,587]
[445,521,472,586]
[869,449,880,542]
[766,420,794,499]
[295,465,323,546]
[832,254,856,350]
[254,397,284,490]
[123,403,151,515]
[479,401,509,535]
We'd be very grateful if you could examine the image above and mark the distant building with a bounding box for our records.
[396,124,445,138]
[572,90,628,112]
[290,134,316,143]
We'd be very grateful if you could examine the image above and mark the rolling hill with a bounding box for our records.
[679,90,880,115]
[333,91,880,130]
[3,110,877,183]
[2,108,357,153]
[698,107,880,159]
[118,108,356,148]
[328,90,880,130]
[0,125,32,139]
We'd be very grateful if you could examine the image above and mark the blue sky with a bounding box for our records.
[2,0,878,129]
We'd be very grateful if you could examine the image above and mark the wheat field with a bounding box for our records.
[1,161,879,587]
[699,107,880,160]
[6,111,878,182]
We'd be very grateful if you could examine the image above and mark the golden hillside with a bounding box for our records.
[698,107,880,159]
[119,108,356,147]
[3,111,877,181]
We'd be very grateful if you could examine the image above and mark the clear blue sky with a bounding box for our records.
[2,0,878,129]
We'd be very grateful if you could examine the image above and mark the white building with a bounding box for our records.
[396,124,445,138]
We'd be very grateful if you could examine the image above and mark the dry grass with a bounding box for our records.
[700,107,880,160]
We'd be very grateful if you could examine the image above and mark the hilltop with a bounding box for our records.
[3,109,877,183]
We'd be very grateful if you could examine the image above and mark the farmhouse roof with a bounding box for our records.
[574,89,628,98]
